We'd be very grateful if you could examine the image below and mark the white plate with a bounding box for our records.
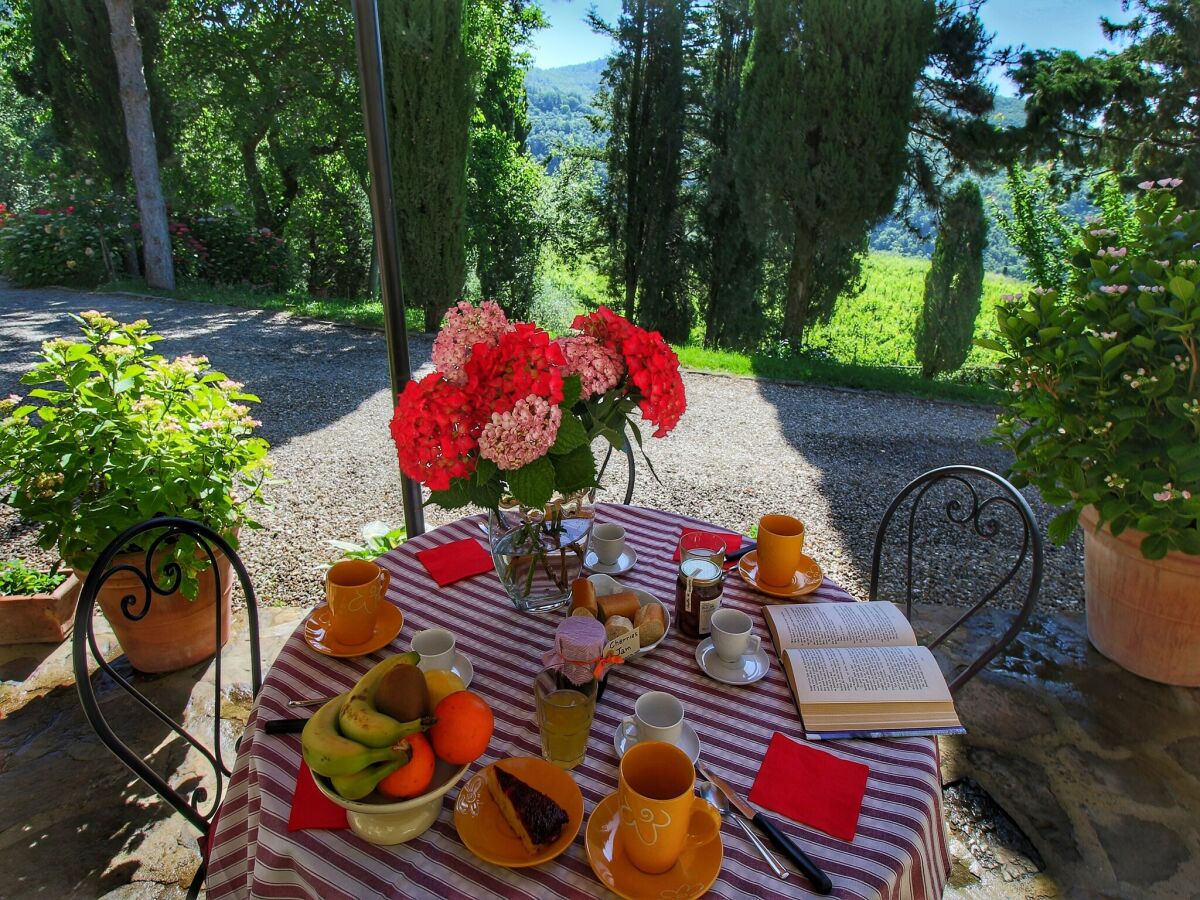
[584,546,638,576]
[613,717,701,765]
[586,573,670,658]
[418,650,474,688]
[695,638,770,685]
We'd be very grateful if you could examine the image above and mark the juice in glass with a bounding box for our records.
[534,668,598,769]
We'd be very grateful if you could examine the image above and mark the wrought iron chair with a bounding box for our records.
[72,517,262,899]
[596,434,637,504]
[868,465,1044,693]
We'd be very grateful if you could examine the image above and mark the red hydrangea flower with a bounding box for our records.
[464,322,566,416]
[390,373,480,491]
[572,306,685,437]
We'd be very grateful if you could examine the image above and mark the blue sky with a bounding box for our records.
[530,0,1130,91]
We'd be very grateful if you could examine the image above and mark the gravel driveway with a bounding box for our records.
[0,285,1084,614]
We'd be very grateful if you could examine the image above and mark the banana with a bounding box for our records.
[338,652,435,748]
[331,756,409,801]
[301,693,410,777]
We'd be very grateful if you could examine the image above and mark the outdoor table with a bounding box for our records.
[206,503,951,899]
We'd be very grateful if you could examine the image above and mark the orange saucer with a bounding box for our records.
[737,550,823,599]
[585,791,722,900]
[303,603,403,658]
[454,757,584,867]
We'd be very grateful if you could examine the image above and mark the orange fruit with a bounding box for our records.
[429,690,494,765]
[377,732,436,799]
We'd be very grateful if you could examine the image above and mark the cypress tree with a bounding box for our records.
[737,0,934,343]
[380,0,473,331]
[593,0,691,343]
[697,0,761,351]
[915,179,987,378]
[466,0,544,320]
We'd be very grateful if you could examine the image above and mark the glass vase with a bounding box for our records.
[487,490,595,613]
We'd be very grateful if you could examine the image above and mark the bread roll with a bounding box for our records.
[605,615,634,643]
[597,590,640,622]
[634,603,666,645]
[570,606,595,618]
[570,578,599,618]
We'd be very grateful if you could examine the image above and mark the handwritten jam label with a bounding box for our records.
[605,627,641,659]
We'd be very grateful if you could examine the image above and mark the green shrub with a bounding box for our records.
[0,312,272,595]
[989,179,1200,558]
[0,559,65,596]
[175,212,296,292]
[0,208,109,287]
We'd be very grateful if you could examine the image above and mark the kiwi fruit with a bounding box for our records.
[374,663,429,722]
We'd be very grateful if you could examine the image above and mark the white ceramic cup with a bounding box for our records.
[410,628,456,671]
[627,691,685,744]
[710,608,761,664]
[591,523,627,566]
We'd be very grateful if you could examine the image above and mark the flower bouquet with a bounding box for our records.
[390,302,685,610]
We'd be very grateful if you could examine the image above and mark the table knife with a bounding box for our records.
[698,762,833,895]
[726,541,756,564]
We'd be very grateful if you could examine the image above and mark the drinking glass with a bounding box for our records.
[533,667,598,769]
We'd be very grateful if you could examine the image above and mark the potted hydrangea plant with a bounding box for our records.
[0,312,271,671]
[987,179,1200,685]
[390,302,685,611]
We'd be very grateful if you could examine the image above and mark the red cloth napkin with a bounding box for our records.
[672,527,743,568]
[288,760,348,831]
[749,732,870,842]
[416,538,493,587]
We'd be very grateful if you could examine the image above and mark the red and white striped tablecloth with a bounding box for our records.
[206,504,950,899]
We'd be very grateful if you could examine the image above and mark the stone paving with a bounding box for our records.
[2,599,1198,898]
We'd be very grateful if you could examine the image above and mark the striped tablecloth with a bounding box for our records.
[206,504,950,899]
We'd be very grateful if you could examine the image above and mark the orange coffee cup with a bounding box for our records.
[325,559,391,645]
[757,514,805,587]
[617,741,721,875]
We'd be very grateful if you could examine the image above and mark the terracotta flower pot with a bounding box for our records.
[74,546,234,674]
[1081,506,1200,686]
[0,574,81,645]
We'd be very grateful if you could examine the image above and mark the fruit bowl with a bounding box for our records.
[312,758,470,845]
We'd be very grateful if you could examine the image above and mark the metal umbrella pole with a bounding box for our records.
[350,0,424,537]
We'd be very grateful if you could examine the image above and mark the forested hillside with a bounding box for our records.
[525,59,604,166]
[524,61,1055,275]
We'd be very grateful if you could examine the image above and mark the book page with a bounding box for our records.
[786,645,951,704]
[765,601,916,651]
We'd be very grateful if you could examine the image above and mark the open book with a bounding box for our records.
[762,601,965,740]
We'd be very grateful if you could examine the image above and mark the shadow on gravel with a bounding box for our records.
[0,287,433,449]
[750,377,1084,612]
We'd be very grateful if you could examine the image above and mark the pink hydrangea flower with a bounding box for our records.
[478,394,562,471]
[431,300,512,385]
[557,335,624,400]
[1138,180,1156,190]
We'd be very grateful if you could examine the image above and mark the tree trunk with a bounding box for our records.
[104,0,174,291]
[783,234,812,343]
[241,134,274,231]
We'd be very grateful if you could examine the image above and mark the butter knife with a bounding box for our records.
[698,763,833,894]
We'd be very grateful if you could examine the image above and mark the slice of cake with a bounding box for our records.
[485,763,569,853]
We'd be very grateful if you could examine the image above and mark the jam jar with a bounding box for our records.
[675,555,724,639]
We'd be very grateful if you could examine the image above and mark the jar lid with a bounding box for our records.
[679,556,723,585]
[542,616,619,684]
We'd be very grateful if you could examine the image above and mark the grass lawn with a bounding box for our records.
[102,251,1023,406]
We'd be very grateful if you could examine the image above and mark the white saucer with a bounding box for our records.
[695,638,770,686]
[418,651,474,688]
[613,717,701,765]
[584,546,637,575]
